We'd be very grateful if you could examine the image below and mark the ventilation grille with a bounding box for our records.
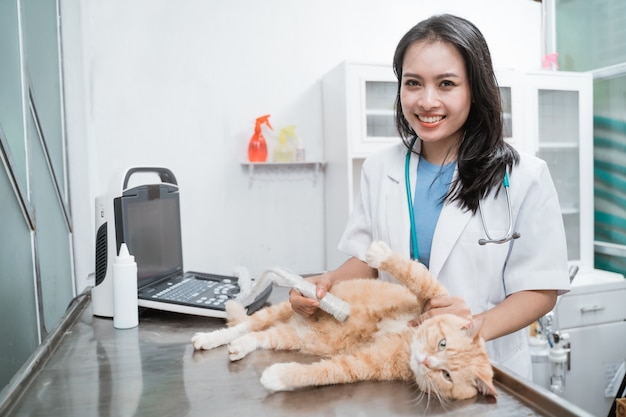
[95,223,108,286]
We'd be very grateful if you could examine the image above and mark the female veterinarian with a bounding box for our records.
[290,13,571,379]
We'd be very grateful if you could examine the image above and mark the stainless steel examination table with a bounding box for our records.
[1,287,593,417]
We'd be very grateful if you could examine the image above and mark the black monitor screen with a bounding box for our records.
[114,184,183,287]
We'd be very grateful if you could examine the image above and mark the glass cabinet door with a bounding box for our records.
[500,85,513,139]
[364,80,397,138]
[348,64,398,157]
[537,89,581,261]
[496,69,527,153]
[526,72,593,270]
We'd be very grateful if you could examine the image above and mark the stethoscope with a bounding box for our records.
[404,138,521,260]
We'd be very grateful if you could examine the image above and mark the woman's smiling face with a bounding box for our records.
[400,40,471,161]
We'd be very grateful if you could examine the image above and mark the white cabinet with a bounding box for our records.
[323,63,594,272]
[322,61,399,269]
[552,273,626,417]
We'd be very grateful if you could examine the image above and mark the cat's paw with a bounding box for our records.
[365,241,393,268]
[191,332,221,351]
[191,323,249,351]
[227,335,257,361]
[260,363,296,392]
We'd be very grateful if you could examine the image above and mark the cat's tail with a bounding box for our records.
[226,301,249,326]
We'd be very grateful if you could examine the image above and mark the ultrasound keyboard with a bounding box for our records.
[147,273,240,309]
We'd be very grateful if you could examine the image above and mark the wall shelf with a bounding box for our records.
[241,161,325,186]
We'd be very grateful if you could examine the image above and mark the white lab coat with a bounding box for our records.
[338,141,571,379]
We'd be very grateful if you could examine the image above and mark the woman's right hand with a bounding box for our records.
[289,274,333,318]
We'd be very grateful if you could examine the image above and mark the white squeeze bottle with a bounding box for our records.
[112,243,139,329]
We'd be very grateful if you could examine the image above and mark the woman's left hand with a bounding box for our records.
[408,295,472,327]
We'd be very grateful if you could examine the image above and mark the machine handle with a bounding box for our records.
[579,305,605,314]
[123,167,178,190]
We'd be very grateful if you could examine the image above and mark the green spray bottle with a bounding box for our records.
[248,114,272,162]
[273,125,297,163]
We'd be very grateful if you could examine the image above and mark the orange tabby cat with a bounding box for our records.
[191,241,497,400]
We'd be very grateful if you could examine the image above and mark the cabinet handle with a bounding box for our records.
[580,305,605,314]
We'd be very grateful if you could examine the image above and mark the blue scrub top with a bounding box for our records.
[412,156,455,267]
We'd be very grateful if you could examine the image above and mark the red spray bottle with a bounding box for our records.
[248,114,273,162]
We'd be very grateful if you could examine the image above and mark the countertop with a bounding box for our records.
[4,287,593,417]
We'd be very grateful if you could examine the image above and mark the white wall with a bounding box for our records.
[62,0,543,292]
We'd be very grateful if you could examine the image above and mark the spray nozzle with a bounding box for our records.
[278,125,299,145]
[255,114,273,134]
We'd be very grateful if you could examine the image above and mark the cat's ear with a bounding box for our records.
[461,317,485,341]
[475,371,498,397]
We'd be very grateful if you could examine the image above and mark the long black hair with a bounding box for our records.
[393,14,519,213]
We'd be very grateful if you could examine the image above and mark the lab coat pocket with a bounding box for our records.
[457,220,510,274]
[487,332,532,380]
[450,220,510,309]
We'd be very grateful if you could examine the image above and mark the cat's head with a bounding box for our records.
[409,314,497,401]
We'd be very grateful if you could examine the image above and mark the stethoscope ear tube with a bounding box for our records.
[405,137,520,252]
[477,173,521,245]
[405,138,420,260]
